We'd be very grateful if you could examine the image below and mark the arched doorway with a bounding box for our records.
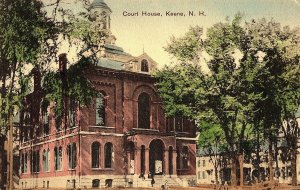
[149,139,165,175]
[126,141,135,174]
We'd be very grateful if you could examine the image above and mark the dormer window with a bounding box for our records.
[141,59,149,72]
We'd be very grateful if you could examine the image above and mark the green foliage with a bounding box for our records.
[164,26,203,61]
[198,121,227,152]
[43,57,96,115]
[0,0,58,134]
[156,14,300,160]
[68,18,109,47]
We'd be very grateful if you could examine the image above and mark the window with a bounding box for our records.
[69,98,77,128]
[141,59,149,72]
[104,142,113,168]
[175,116,184,132]
[198,160,201,168]
[54,147,62,170]
[96,92,106,126]
[198,171,201,179]
[92,142,100,168]
[42,100,49,135]
[92,179,100,188]
[182,146,189,169]
[67,143,77,169]
[202,171,206,179]
[55,114,61,132]
[32,151,40,173]
[202,160,206,167]
[21,153,28,173]
[43,149,50,172]
[105,179,113,187]
[138,93,150,129]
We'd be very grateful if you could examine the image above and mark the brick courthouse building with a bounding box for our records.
[18,0,196,188]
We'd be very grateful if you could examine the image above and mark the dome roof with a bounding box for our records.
[89,0,111,12]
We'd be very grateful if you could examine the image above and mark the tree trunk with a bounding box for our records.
[291,144,297,186]
[268,139,274,183]
[214,164,219,185]
[0,135,6,189]
[239,154,244,187]
[231,153,237,186]
[256,132,261,183]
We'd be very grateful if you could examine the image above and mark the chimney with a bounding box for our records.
[32,66,41,93]
[58,53,68,132]
[58,53,68,73]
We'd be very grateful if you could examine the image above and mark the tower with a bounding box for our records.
[89,0,112,30]
[89,0,116,45]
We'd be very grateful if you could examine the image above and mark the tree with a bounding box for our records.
[155,15,300,186]
[198,121,228,185]
[156,15,262,186]
[0,0,108,187]
[244,18,300,185]
[0,0,59,187]
[41,0,112,132]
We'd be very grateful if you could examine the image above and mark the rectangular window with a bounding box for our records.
[202,160,206,167]
[170,117,174,131]
[175,116,184,132]
[198,160,201,168]
[96,93,105,126]
[21,153,28,173]
[69,99,76,128]
[202,171,206,179]
[42,111,49,135]
[54,147,63,170]
[32,151,40,173]
[198,171,201,179]
[68,143,77,169]
[43,150,50,172]
[56,114,62,132]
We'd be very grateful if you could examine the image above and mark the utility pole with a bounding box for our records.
[7,114,13,190]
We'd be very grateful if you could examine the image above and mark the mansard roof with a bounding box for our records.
[104,44,132,56]
[96,58,123,70]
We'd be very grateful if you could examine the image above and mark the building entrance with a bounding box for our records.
[149,139,164,175]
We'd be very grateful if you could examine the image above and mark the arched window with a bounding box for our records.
[141,59,149,72]
[104,142,113,168]
[96,92,106,126]
[91,142,100,168]
[138,93,150,129]
[182,146,189,169]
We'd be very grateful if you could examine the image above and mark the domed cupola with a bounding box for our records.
[89,0,112,30]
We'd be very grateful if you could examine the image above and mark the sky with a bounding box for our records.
[45,0,300,68]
